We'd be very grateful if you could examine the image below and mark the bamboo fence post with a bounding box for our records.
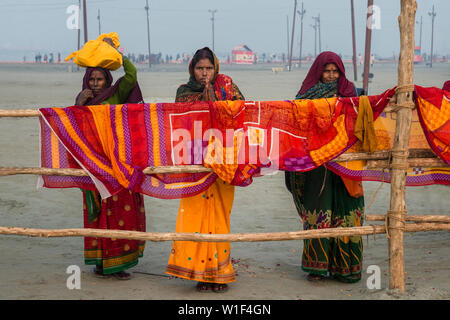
[388,0,417,292]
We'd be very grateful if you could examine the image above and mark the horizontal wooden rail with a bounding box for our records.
[0,109,40,117]
[366,158,447,169]
[366,214,450,223]
[0,105,407,118]
[0,165,212,176]
[0,223,448,242]
[1,157,447,178]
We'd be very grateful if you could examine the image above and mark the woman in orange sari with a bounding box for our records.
[166,47,244,293]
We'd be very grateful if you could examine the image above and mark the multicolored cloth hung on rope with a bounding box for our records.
[39,86,450,199]
[327,85,450,186]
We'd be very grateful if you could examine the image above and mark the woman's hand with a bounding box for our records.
[202,75,216,101]
[102,37,115,48]
[77,89,94,105]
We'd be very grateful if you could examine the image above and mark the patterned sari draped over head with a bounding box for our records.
[166,47,243,284]
[287,51,364,282]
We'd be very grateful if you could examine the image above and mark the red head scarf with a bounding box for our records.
[443,81,450,92]
[297,51,356,97]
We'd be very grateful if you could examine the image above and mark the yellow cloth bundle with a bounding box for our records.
[65,32,123,70]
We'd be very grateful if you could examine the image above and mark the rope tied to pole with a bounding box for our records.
[395,84,415,94]
[385,209,408,239]
[392,84,416,111]
[366,224,378,246]
[385,147,409,239]
[389,148,410,170]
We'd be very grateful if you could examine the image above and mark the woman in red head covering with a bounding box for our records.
[296,51,356,98]
[286,52,364,283]
[443,81,450,92]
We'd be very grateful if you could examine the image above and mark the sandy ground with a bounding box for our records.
[0,62,449,300]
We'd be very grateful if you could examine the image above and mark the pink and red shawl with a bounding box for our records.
[39,86,450,200]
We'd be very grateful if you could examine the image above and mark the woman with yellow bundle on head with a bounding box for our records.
[73,36,146,280]
[166,47,244,293]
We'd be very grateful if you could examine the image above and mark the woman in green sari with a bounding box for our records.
[75,38,146,280]
[286,51,364,283]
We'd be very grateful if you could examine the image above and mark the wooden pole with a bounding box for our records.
[428,5,436,68]
[82,0,88,43]
[363,0,374,94]
[77,0,81,51]
[366,215,450,223]
[145,0,152,69]
[388,0,417,292]
[0,156,445,178]
[209,9,217,52]
[0,223,448,243]
[288,0,297,71]
[0,165,212,177]
[286,15,290,63]
[297,3,306,68]
[0,148,446,178]
[366,158,446,169]
[350,0,358,81]
[0,109,41,117]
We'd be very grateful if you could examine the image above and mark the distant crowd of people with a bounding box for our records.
[125,52,192,65]
[32,52,62,64]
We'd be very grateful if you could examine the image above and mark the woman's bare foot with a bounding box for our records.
[307,274,327,281]
[212,283,228,293]
[112,271,131,280]
[196,282,213,292]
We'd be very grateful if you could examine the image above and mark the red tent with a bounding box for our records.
[231,44,256,64]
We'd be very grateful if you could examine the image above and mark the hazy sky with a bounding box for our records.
[0,0,448,60]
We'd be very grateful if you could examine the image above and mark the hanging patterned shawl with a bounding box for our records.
[327,85,450,186]
[39,86,450,199]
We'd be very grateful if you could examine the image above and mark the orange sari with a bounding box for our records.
[166,179,236,283]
